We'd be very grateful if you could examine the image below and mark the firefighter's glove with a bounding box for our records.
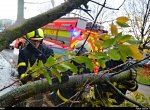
[114,80,138,92]
[20,73,32,84]
[130,68,137,80]
[117,68,138,92]
[20,73,28,79]
[122,80,138,92]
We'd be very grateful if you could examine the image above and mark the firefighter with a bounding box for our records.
[47,40,94,107]
[94,59,138,105]
[72,40,138,105]
[72,40,92,74]
[47,40,137,107]
[105,59,138,105]
[73,40,100,75]
[18,28,54,84]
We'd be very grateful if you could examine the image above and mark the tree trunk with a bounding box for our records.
[0,70,132,107]
[0,0,90,51]
[17,0,24,23]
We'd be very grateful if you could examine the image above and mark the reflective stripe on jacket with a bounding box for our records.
[18,43,54,77]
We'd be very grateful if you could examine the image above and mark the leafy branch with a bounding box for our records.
[0,69,138,107]
[106,80,144,107]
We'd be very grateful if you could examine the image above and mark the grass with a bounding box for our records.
[136,67,150,85]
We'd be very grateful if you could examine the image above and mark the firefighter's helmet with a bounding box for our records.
[26,28,44,40]
[74,40,92,54]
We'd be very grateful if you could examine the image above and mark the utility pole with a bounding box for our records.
[17,0,24,23]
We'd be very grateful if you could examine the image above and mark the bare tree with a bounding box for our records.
[123,0,150,49]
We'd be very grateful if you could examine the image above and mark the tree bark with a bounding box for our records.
[0,70,132,107]
[0,0,90,51]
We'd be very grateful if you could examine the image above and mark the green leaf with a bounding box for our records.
[127,39,141,45]
[108,49,121,60]
[116,21,130,27]
[57,89,68,102]
[65,62,78,74]
[73,56,87,64]
[41,69,52,85]
[30,68,41,78]
[91,52,107,60]
[119,51,127,62]
[45,56,55,67]
[116,32,123,37]
[38,60,44,68]
[119,45,132,57]
[73,56,94,72]
[26,60,38,74]
[27,60,31,70]
[103,38,116,48]
[98,59,106,68]
[118,35,132,44]
[85,60,94,72]
[50,68,61,83]
[56,64,68,72]
[59,63,72,70]
[32,59,38,69]
[25,60,33,74]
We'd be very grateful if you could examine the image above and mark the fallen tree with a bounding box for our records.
[0,69,142,107]
[0,0,90,51]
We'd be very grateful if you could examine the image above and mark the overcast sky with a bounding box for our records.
[0,0,64,20]
[0,0,17,20]
[0,0,124,20]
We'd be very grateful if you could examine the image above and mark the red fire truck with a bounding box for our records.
[42,17,108,52]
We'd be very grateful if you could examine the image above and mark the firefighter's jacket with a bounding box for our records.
[18,43,54,83]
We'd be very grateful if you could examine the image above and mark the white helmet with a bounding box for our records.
[74,40,92,53]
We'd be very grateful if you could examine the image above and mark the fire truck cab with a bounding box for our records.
[42,17,87,45]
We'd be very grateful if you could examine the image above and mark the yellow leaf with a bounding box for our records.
[129,45,143,60]
[57,89,68,102]
[97,33,109,40]
[116,16,129,23]
[95,40,103,48]
[111,22,118,36]
[89,87,95,99]
[147,36,150,40]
